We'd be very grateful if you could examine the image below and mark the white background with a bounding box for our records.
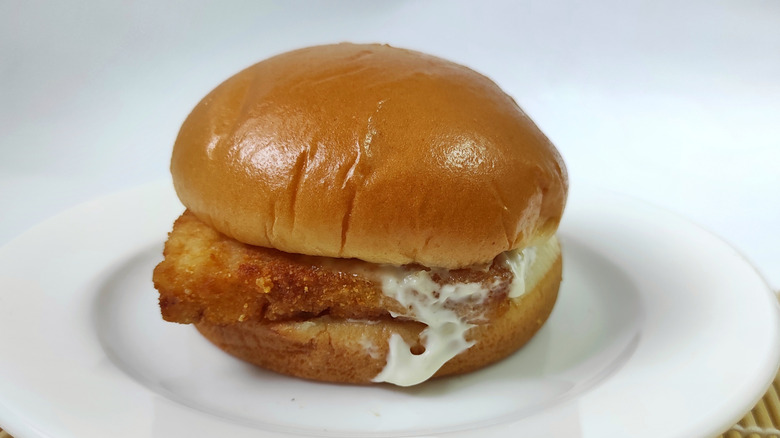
[1,0,778,288]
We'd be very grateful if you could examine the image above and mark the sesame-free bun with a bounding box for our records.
[171,43,567,269]
[195,239,562,384]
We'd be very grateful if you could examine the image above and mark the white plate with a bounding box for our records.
[0,182,777,438]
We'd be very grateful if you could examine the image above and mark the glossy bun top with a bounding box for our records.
[171,43,567,268]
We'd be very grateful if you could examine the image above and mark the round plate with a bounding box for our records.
[0,182,777,438]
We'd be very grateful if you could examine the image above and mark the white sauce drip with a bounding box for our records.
[371,246,537,386]
[505,246,537,298]
[371,271,487,386]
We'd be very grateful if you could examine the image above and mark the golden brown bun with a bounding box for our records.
[171,43,567,269]
[194,250,562,384]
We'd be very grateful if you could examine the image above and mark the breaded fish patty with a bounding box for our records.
[153,211,517,326]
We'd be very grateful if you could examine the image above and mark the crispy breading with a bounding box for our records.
[153,211,514,325]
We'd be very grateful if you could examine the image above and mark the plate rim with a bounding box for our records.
[0,181,778,438]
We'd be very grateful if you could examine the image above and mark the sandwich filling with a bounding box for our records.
[370,237,558,386]
[153,210,559,385]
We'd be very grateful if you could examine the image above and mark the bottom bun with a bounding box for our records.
[195,250,562,384]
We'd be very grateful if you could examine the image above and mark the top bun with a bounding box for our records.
[171,43,567,269]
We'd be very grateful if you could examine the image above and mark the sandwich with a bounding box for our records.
[152,43,568,386]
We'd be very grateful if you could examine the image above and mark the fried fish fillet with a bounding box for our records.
[153,211,516,326]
